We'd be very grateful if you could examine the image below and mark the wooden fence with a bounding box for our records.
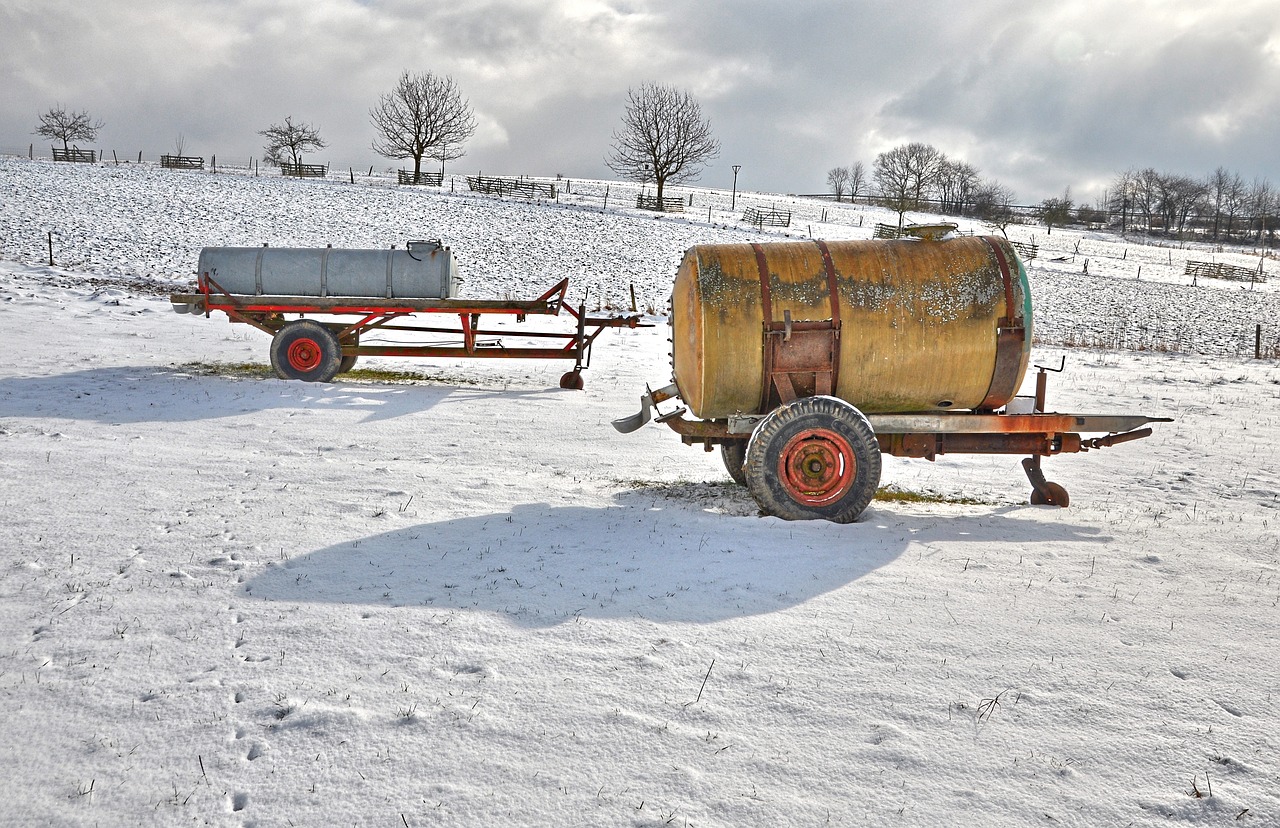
[742,207,791,227]
[1010,241,1038,262]
[160,154,204,170]
[1185,260,1266,284]
[53,148,96,163]
[398,170,444,186]
[466,175,556,198]
[280,162,328,178]
[636,194,684,212]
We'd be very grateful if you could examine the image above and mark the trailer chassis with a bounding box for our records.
[171,275,645,387]
[614,362,1171,513]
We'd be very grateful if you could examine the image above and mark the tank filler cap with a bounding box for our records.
[903,223,959,241]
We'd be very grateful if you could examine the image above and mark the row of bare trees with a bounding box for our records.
[1110,167,1277,242]
[861,142,1016,232]
[252,71,478,178]
[33,79,721,202]
[34,75,477,181]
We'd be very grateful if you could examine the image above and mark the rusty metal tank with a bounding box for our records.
[671,233,1032,419]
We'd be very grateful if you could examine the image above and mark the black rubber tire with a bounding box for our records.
[744,396,881,523]
[338,354,359,374]
[1030,481,1070,507]
[721,441,747,486]
[269,320,342,382]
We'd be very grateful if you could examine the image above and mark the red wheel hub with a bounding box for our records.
[287,338,323,372]
[777,428,856,506]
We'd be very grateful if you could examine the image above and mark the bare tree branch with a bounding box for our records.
[606,83,720,204]
[370,70,477,181]
[259,116,326,167]
[827,166,850,201]
[34,105,104,152]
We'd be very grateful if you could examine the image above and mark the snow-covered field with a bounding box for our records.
[1,157,1278,826]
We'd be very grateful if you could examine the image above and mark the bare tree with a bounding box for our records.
[371,70,476,182]
[874,143,945,228]
[1247,178,1275,244]
[606,82,720,203]
[873,146,915,229]
[34,104,104,152]
[1160,174,1206,237]
[259,116,326,167]
[935,157,980,215]
[174,133,186,157]
[826,166,850,201]
[1129,168,1163,233]
[1038,189,1074,235]
[902,142,943,207]
[848,161,866,202]
[1108,169,1137,234]
[974,180,1017,237]
[1222,171,1247,239]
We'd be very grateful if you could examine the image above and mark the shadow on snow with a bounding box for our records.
[244,489,1109,627]
[0,366,558,425]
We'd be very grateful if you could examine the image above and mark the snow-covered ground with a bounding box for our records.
[1,157,1278,826]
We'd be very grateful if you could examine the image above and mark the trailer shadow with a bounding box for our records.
[0,366,559,425]
[244,491,1110,627]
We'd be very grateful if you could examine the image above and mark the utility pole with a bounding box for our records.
[731,165,742,210]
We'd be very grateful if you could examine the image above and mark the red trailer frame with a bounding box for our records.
[170,273,646,387]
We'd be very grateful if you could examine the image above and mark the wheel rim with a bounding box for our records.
[287,338,323,372]
[777,427,856,506]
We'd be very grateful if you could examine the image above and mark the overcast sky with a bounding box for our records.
[3,0,1278,204]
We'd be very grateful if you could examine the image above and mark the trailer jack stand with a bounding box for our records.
[1022,456,1070,507]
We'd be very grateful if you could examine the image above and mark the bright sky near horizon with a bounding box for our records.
[3,0,1278,204]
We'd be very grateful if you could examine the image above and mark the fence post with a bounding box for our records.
[1257,324,1263,360]
[29,143,33,159]
[47,231,54,266]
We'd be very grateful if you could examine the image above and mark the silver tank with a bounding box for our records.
[196,240,458,299]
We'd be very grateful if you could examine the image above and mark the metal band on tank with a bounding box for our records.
[751,243,774,412]
[751,243,773,326]
[812,239,842,329]
[978,236,1026,410]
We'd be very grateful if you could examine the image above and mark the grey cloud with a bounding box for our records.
[2,0,1277,203]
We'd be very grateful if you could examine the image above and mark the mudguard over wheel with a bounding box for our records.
[721,440,747,486]
[269,320,342,382]
[744,396,882,523]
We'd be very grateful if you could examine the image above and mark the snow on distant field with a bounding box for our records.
[1,157,1279,827]
[3,156,1278,358]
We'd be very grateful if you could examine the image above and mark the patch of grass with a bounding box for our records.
[179,361,274,379]
[342,367,480,385]
[175,362,479,385]
[873,484,995,506]
[619,479,995,508]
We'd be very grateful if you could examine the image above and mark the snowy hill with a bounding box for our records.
[1,156,1277,827]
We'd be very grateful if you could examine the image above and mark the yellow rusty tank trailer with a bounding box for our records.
[614,225,1170,523]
